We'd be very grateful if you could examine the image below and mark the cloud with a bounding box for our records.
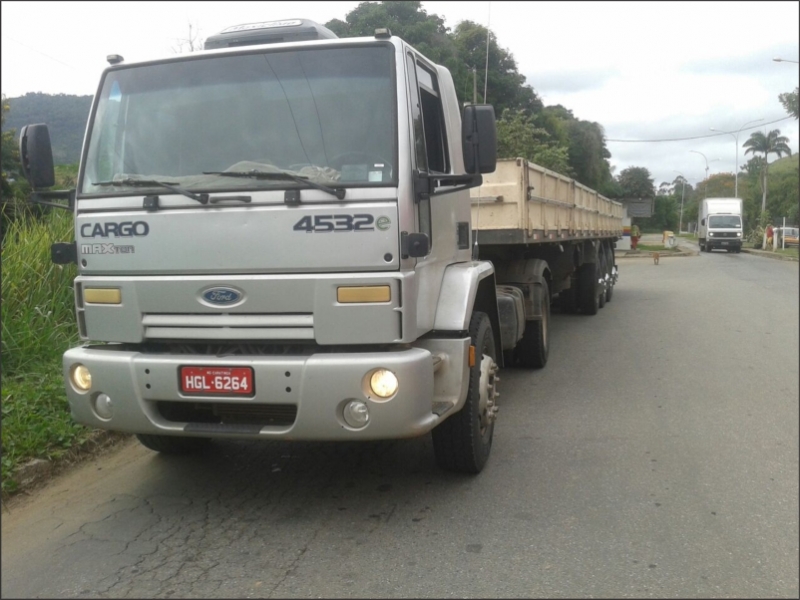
[526,68,619,94]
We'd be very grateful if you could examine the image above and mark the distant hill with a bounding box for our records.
[2,92,93,165]
[770,152,799,175]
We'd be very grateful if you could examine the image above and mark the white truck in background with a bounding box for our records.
[698,198,744,253]
[19,18,622,475]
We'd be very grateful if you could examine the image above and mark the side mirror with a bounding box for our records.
[462,104,497,175]
[701,218,705,226]
[19,124,55,189]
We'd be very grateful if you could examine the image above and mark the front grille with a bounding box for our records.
[156,400,297,427]
[711,232,739,238]
[142,313,314,341]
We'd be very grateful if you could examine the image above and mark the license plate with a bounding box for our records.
[180,366,254,395]
[721,241,729,245]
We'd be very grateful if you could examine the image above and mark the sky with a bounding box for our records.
[2,1,798,191]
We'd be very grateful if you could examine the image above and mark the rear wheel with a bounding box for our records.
[136,434,210,454]
[605,250,615,303]
[577,261,600,316]
[597,251,607,309]
[432,311,498,474]
[517,280,550,369]
[558,283,578,314]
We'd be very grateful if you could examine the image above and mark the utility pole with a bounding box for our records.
[472,67,477,105]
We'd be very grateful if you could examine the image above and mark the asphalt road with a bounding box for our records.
[2,250,798,598]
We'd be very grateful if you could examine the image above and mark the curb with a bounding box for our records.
[617,249,697,259]
[4,431,131,502]
[740,248,799,262]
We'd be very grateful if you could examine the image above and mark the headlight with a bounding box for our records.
[708,232,714,237]
[737,232,742,237]
[369,369,398,399]
[70,364,92,391]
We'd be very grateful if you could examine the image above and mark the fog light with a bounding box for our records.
[343,400,369,428]
[94,393,113,420]
[369,369,398,399]
[70,364,92,392]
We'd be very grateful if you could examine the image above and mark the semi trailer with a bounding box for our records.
[19,18,622,474]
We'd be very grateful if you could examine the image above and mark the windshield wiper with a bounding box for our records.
[93,178,209,205]
[203,170,346,200]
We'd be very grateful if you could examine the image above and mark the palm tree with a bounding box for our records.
[743,129,793,214]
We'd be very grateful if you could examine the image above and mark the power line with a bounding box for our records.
[5,36,77,70]
[606,115,794,143]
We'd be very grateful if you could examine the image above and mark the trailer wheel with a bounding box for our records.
[136,434,210,454]
[558,285,578,314]
[432,311,498,474]
[605,249,615,303]
[597,250,607,310]
[517,280,550,369]
[577,261,600,315]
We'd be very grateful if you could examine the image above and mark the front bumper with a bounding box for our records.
[707,238,742,250]
[63,343,461,441]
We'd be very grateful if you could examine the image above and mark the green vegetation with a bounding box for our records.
[1,92,92,165]
[1,169,84,494]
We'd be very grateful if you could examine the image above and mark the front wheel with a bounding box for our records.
[432,311,499,474]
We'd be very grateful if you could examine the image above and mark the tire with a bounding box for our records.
[605,248,615,304]
[136,434,210,454]
[558,285,578,314]
[597,251,607,310]
[432,311,498,474]
[577,261,599,316]
[517,280,550,369]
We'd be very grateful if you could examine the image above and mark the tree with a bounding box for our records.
[743,129,792,214]
[779,87,799,120]
[326,3,543,116]
[565,120,612,190]
[326,1,453,65]
[172,22,204,53]
[495,109,571,174]
[615,166,654,200]
[1,94,32,238]
[450,21,542,116]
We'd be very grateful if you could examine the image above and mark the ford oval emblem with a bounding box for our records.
[202,287,243,306]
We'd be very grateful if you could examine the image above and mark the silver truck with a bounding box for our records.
[19,19,621,474]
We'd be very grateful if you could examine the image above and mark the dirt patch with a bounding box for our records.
[3,430,132,504]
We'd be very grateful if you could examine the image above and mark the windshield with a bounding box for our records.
[81,45,396,195]
[708,215,741,228]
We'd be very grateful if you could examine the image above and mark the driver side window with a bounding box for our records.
[407,53,450,248]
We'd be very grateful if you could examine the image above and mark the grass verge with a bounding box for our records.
[1,210,87,494]
[1,368,99,494]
